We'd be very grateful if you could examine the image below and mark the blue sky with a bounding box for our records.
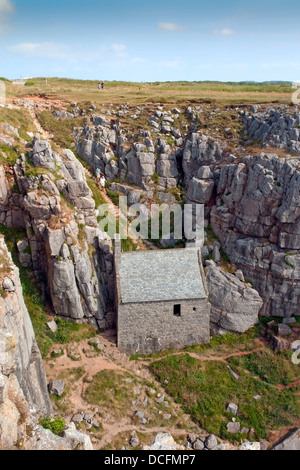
[0,0,300,82]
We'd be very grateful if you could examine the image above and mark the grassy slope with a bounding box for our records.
[150,352,299,442]
[5,78,293,106]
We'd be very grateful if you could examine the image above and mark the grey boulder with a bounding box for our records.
[206,263,263,334]
[48,380,65,397]
[273,429,300,450]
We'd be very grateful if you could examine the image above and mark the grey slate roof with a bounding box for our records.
[119,248,206,304]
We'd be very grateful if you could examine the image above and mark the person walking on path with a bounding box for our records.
[100,173,106,192]
[96,167,101,186]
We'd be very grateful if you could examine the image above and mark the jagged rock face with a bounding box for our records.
[0,237,93,450]
[143,433,185,451]
[76,118,181,190]
[211,153,300,317]
[0,237,52,449]
[273,429,300,451]
[0,167,9,208]
[0,237,52,415]
[75,120,119,181]
[205,261,263,334]
[126,146,156,189]
[183,133,227,185]
[0,137,113,325]
[24,423,93,451]
[243,107,300,153]
[187,177,214,204]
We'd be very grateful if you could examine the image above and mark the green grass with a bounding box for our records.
[48,318,96,345]
[51,367,86,414]
[130,330,258,362]
[0,144,20,165]
[150,354,299,441]
[186,329,258,355]
[84,370,140,419]
[204,225,220,244]
[86,177,107,208]
[0,107,37,141]
[39,417,66,436]
[7,78,294,106]
[228,349,300,386]
[37,111,84,148]
[84,369,185,429]
[284,258,296,269]
[106,189,120,206]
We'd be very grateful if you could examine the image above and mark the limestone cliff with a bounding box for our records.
[0,236,94,450]
[0,135,114,327]
[211,154,300,317]
[0,235,52,448]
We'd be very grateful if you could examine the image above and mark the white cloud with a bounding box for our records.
[110,44,127,57]
[0,0,14,33]
[8,42,77,60]
[213,28,236,36]
[132,57,146,63]
[263,62,300,69]
[158,22,185,31]
[0,0,14,14]
[110,44,126,53]
[8,41,131,64]
[160,59,181,69]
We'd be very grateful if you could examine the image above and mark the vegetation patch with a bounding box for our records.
[84,370,140,419]
[84,370,186,429]
[106,189,120,206]
[0,108,37,141]
[150,354,299,441]
[228,349,300,386]
[50,367,86,414]
[37,111,84,148]
[0,144,20,166]
[48,318,96,345]
[39,417,66,436]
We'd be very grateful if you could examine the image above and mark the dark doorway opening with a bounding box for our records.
[174,304,182,317]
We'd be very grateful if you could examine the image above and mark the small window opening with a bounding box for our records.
[174,304,181,317]
[193,307,197,312]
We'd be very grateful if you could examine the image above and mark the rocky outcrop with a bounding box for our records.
[0,166,9,209]
[183,133,227,185]
[24,423,93,450]
[205,261,263,334]
[211,153,300,317]
[126,144,156,189]
[0,236,52,449]
[0,236,93,450]
[143,433,185,451]
[243,107,300,153]
[273,429,300,451]
[0,136,114,326]
[75,117,119,181]
[76,118,181,190]
[0,237,52,416]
